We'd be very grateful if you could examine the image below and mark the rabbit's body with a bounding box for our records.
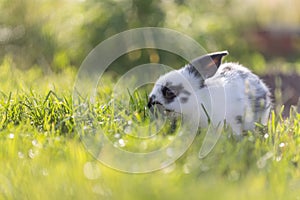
[148,51,271,135]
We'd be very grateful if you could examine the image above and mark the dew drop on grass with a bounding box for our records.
[83,162,101,180]
[114,133,121,139]
[28,149,35,159]
[8,133,14,139]
[32,139,38,147]
[264,133,269,139]
[279,142,285,148]
[29,149,39,159]
[18,152,24,159]
[118,139,125,147]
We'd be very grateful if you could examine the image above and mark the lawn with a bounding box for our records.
[0,58,300,200]
[1,0,300,199]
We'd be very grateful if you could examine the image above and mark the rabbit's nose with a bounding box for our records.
[147,96,155,109]
[147,95,161,109]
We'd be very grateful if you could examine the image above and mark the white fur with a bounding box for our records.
[149,60,271,135]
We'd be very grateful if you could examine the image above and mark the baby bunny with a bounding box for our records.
[147,51,271,135]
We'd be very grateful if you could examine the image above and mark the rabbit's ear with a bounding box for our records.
[188,51,228,79]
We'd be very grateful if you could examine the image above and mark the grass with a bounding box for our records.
[0,60,300,200]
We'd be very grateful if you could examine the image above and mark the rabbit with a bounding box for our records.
[147,51,272,135]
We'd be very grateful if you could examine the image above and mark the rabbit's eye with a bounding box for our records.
[162,86,176,99]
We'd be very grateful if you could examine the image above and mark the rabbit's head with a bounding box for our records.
[147,51,228,116]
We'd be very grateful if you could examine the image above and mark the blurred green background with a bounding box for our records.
[0,0,300,114]
[1,0,300,73]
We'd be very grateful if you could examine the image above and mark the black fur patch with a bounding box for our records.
[220,66,232,76]
[254,88,268,112]
[186,64,201,78]
[162,82,191,104]
[186,64,205,88]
